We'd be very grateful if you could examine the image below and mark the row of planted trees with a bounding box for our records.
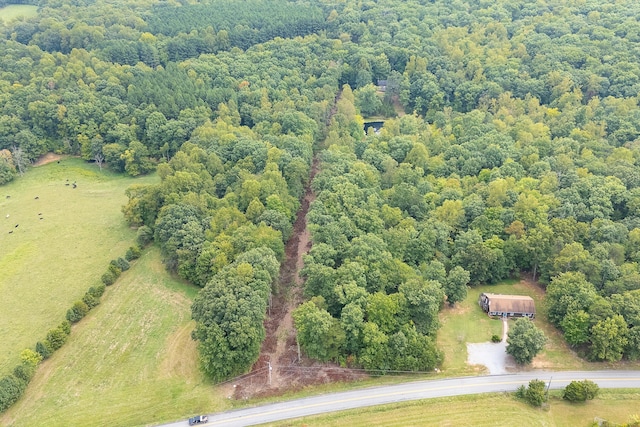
[0,238,144,413]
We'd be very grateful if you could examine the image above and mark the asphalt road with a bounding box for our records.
[159,370,640,427]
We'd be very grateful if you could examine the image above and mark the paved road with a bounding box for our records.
[160,371,640,427]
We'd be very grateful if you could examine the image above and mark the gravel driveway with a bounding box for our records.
[466,319,517,375]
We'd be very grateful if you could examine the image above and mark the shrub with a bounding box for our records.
[35,341,52,359]
[101,270,118,286]
[125,245,142,261]
[136,225,153,246]
[82,292,99,309]
[525,379,547,407]
[0,374,27,412]
[89,283,106,298]
[515,384,526,399]
[59,320,71,335]
[102,263,122,286]
[563,380,599,402]
[491,334,501,343]
[20,349,43,368]
[12,350,41,384]
[12,365,32,383]
[46,327,68,351]
[115,257,130,271]
[108,263,122,277]
[66,300,89,323]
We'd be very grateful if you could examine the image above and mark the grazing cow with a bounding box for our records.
[5,214,8,218]
[35,196,39,200]
[15,224,18,228]
[8,230,13,234]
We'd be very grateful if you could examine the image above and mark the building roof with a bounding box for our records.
[483,293,536,314]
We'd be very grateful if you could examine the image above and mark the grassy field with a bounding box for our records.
[0,4,38,22]
[0,246,232,427]
[0,158,156,374]
[265,389,640,427]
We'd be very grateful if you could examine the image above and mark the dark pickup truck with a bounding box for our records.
[188,415,208,425]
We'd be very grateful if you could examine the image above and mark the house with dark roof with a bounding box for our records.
[478,293,535,318]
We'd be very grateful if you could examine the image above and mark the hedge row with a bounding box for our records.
[1,243,144,414]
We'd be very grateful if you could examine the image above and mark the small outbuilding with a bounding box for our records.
[478,293,535,319]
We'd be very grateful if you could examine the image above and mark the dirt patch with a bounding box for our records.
[33,152,62,166]
[442,302,471,316]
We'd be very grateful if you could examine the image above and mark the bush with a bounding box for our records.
[46,327,68,351]
[0,374,27,412]
[35,341,52,359]
[136,225,153,246]
[102,263,122,286]
[563,380,599,402]
[12,364,33,383]
[108,263,122,277]
[59,320,71,335]
[13,349,43,383]
[525,379,547,407]
[115,257,130,271]
[125,245,142,261]
[491,334,501,343]
[89,283,106,298]
[82,292,99,309]
[101,270,118,286]
[66,300,89,323]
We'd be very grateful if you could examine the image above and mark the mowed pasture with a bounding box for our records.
[1,247,231,427]
[266,390,640,427]
[0,158,156,374]
[0,4,38,22]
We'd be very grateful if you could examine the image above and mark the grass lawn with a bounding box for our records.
[437,283,507,375]
[437,278,599,376]
[0,246,232,427]
[0,158,156,375]
[264,389,640,427]
[0,4,38,22]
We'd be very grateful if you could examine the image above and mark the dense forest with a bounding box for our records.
[3,0,640,391]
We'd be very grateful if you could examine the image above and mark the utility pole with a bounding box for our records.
[546,376,552,400]
[268,361,272,386]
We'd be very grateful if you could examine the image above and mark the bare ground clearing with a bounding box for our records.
[33,152,63,166]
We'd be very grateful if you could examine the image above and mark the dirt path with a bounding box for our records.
[233,91,366,399]
[33,152,62,166]
[265,156,318,388]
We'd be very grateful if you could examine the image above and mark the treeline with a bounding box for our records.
[146,0,325,48]
[0,34,341,184]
